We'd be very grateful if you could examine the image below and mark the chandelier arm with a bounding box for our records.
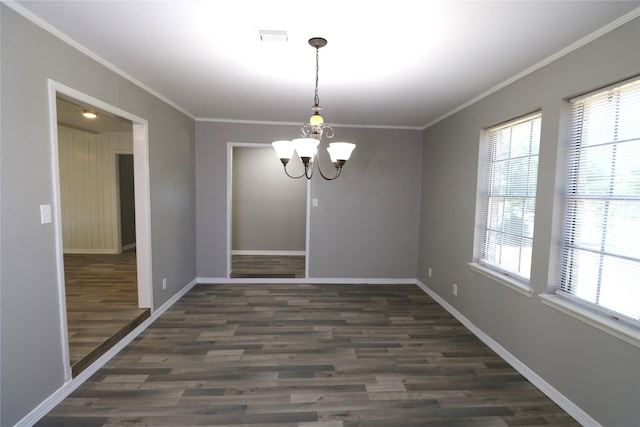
[304,162,314,179]
[283,164,306,179]
[323,126,334,139]
[315,154,341,181]
[300,124,315,138]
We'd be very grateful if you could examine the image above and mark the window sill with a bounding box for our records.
[467,263,533,297]
[540,294,640,349]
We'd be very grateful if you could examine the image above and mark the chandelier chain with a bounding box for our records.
[314,47,320,108]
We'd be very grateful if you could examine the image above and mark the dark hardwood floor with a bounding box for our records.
[39,283,578,426]
[64,251,149,377]
[231,254,305,278]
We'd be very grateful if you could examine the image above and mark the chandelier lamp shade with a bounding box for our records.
[272,37,356,180]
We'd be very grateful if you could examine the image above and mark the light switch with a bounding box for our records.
[312,198,318,207]
[40,204,52,224]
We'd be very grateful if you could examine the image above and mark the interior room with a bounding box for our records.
[1,1,639,426]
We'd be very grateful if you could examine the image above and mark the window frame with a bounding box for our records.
[551,76,640,343]
[471,111,542,294]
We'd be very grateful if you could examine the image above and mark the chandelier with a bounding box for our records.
[272,37,356,180]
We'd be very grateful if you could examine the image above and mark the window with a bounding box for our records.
[478,113,542,282]
[559,77,640,324]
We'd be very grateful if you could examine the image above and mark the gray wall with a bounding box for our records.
[306,127,423,279]
[417,16,640,427]
[0,5,196,426]
[196,122,422,278]
[232,146,306,252]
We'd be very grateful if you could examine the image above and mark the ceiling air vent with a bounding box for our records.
[258,29,288,43]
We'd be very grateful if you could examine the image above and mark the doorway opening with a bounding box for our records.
[227,143,309,279]
[118,154,136,252]
[49,81,153,379]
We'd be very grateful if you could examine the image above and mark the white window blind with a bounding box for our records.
[559,77,640,323]
[480,113,541,280]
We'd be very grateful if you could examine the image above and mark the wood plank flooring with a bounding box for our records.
[231,255,305,278]
[39,283,578,426]
[64,251,149,376]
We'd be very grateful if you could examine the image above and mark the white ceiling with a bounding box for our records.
[12,0,640,129]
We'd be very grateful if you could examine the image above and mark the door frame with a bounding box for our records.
[47,80,154,380]
[226,142,311,278]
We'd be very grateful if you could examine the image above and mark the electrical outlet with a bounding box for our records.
[162,278,167,290]
[428,267,432,278]
[453,283,458,296]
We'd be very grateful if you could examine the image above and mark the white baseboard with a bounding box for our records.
[231,250,306,256]
[16,277,198,427]
[63,248,120,254]
[197,277,417,285]
[415,280,600,427]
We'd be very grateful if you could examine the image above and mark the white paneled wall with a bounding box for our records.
[58,127,133,253]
